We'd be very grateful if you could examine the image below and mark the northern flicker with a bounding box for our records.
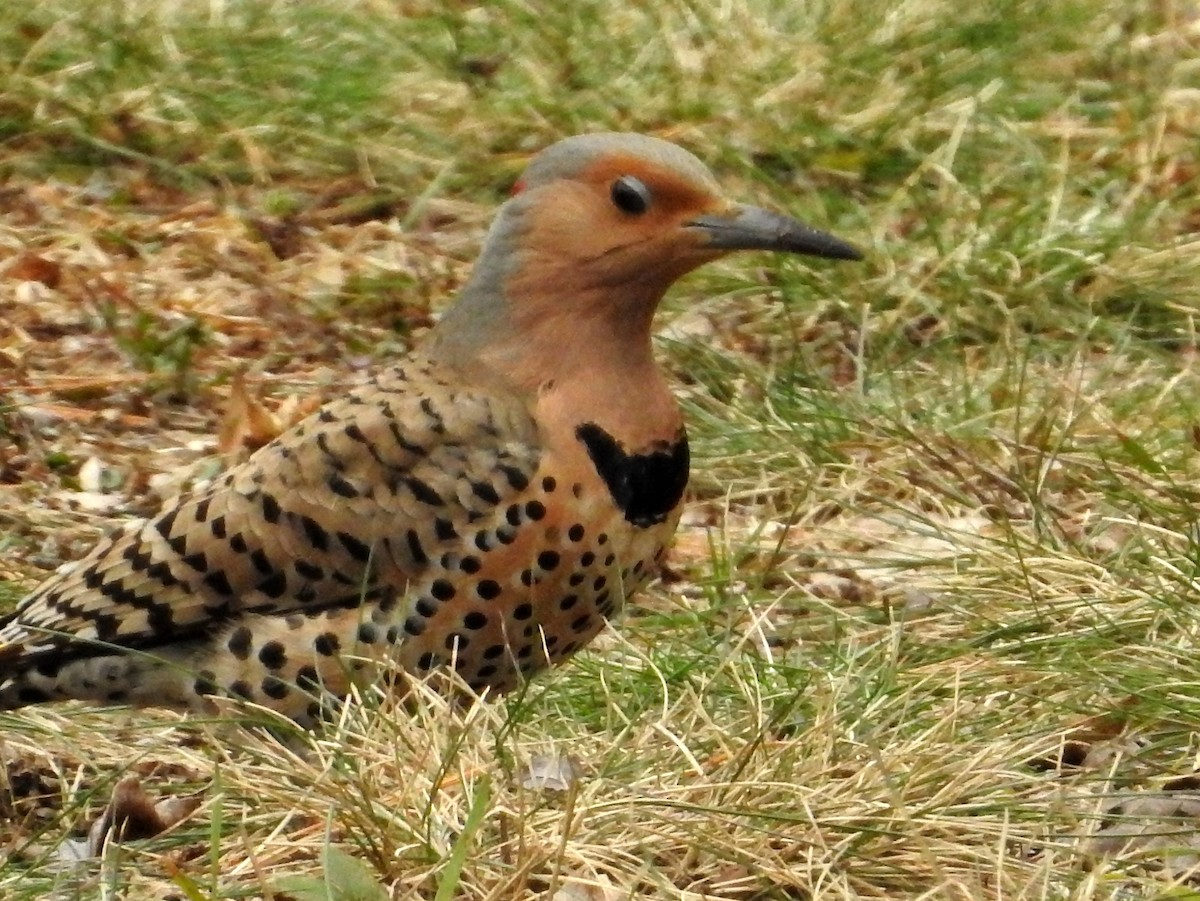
[0,133,860,726]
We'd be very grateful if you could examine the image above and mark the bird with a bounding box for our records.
[0,133,861,726]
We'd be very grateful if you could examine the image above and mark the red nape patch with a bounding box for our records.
[510,178,526,196]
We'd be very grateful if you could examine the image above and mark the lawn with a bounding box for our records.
[2,0,1200,898]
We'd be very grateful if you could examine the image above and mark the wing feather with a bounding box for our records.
[0,360,541,668]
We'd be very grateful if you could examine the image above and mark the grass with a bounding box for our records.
[2,0,1200,897]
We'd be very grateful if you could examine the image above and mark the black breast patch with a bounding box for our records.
[575,423,689,528]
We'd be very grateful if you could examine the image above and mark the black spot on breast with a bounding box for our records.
[262,676,290,700]
[314,632,340,656]
[297,665,320,690]
[229,680,253,700]
[259,641,287,669]
[258,570,288,598]
[193,670,217,696]
[227,626,253,660]
[575,423,688,527]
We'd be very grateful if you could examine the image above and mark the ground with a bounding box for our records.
[2,0,1200,898]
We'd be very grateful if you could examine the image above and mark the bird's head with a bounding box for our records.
[430,133,861,384]
[504,132,861,286]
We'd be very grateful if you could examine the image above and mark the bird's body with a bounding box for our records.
[0,133,859,725]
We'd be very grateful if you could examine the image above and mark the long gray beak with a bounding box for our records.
[687,204,862,261]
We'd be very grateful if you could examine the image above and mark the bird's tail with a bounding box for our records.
[0,612,41,709]
[0,615,202,712]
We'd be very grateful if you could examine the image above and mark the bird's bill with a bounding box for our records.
[686,204,862,261]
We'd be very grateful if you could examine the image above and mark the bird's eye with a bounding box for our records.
[610,176,651,215]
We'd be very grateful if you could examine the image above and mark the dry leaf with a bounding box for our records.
[551,874,622,901]
[520,754,582,792]
[6,253,62,288]
[77,455,111,492]
[86,775,202,856]
[217,371,283,457]
[1083,790,1200,878]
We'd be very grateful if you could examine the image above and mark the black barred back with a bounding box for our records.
[0,357,542,683]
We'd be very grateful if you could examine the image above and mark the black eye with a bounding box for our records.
[610,176,651,215]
